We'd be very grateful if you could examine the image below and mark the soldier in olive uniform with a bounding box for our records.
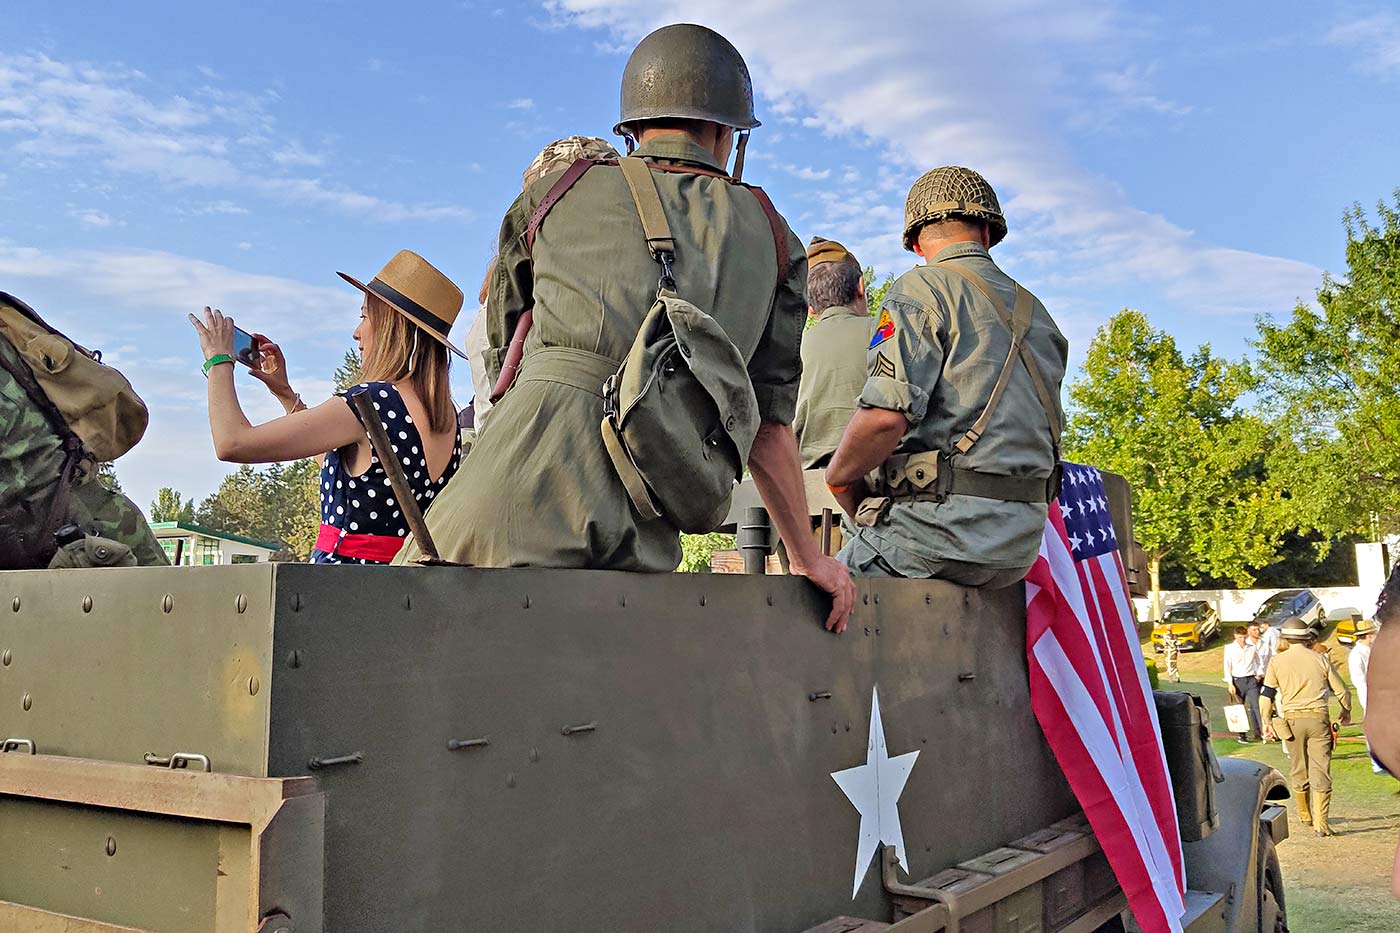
[793,237,874,469]
[400,24,854,631]
[824,167,1067,585]
[1261,618,1352,836]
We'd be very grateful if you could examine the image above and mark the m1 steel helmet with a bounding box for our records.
[614,24,760,137]
[902,166,1008,251]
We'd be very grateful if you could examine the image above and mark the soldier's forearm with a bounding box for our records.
[747,421,822,571]
[824,407,907,488]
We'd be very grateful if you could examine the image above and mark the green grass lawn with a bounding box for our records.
[1153,632,1400,931]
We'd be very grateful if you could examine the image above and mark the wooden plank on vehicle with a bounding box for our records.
[0,900,150,932]
[0,754,317,832]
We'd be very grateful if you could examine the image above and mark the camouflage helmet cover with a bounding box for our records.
[614,23,760,136]
[902,165,1008,251]
[1278,617,1315,641]
[522,135,620,191]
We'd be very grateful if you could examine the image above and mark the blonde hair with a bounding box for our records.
[360,294,454,433]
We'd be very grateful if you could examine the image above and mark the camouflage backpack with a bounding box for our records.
[0,292,165,568]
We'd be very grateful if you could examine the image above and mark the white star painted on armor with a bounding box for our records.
[831,687,920,899]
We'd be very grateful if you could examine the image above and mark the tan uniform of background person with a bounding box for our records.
[397,25,855,632]
[793,237,873,469]
[1260,617,1352,837]
[824,166,1068,585]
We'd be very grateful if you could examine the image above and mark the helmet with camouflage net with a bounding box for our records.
[1278,617,1315,641]
[902,166,1007,251]
[521,135,620,191]
[614,24,760,137]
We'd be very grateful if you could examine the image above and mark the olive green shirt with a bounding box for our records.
[399,137,807,571]
[1262,644,1351,720]
[842,242,1068,580]
[794,305,875,469]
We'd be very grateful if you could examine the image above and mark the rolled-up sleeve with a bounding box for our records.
[859,294,940,424]
[747,227,808,425]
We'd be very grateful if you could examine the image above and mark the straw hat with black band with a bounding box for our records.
[338,250,467,359]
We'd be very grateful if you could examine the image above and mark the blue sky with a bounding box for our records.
[4,1,1398,514]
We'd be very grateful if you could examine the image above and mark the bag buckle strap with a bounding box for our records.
[655,249,677,293]
[601,373,619,420]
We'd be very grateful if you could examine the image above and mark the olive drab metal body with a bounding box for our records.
[1,470,1288,933]
[902,166,1008,249]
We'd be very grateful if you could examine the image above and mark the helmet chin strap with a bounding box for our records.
[730,130,749,181]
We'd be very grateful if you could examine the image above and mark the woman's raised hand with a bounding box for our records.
[248,333,296,402]
[188,306,234,361]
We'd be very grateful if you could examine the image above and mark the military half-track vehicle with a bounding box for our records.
[1,475,1288,932]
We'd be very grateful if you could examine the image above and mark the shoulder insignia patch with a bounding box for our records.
[869,308,895,348]
[870,351,896,379]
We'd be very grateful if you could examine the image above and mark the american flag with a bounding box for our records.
[1024,462,1186,933]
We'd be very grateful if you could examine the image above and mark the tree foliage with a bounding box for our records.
[96,461,122,493]
[196,460,320,559]
[1065,310,1288,609]
[1254,194,1400,540]
[332,349,363,392]
[150,487,195,524]
[677,532,735,572]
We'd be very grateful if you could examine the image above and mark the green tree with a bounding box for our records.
[1065,310,1289,616]
[1254,194,1400,540]
[96,461,122,493]
[332,349,363,392]
[196,460,321,560]
[150,487,195,524]
[866,266,895,315]
[677,532,736,572]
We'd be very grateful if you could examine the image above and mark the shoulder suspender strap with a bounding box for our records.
[938,263,1063,455]
[618,156,676,257]
[526,158,597,255]
[742,184,791,291]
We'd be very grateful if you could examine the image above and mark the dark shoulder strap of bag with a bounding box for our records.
[0,340,86,545]
[618,156,678,284]
[937,262,1062,456]
[489,158,601,402]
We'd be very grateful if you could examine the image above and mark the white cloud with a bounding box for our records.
[191,199,249,216]
[70,208,120,228]
[548,1,1320,318]
[0,52,468,223]
[1326,10,1400,78]
[506,97,536,110]
[779,163,832,182]
[236,241,253,250]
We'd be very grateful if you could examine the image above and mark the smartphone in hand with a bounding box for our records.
[232,326,261,369]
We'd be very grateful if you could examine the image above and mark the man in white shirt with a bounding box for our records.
[1349,619,1384,774]
[1224,625,1264,741]
[1257,619,1280,670]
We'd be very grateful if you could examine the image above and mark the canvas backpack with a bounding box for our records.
[505,156,790,532]
[0,291,148,461]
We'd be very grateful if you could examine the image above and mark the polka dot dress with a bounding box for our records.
[310,382,462,564]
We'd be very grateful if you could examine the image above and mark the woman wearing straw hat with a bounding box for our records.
[190,250,466,564]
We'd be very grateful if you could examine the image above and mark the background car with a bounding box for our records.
[1333,609,1368,645]
[1252,588,1326,636]
[1151,600,1220,652]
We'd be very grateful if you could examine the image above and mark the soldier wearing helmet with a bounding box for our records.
[824,167,1068,585]
[793,237,873,469]
[1260,616,1352,836]
[400,24,855,633]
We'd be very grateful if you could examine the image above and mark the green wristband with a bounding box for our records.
[202,353,235,377]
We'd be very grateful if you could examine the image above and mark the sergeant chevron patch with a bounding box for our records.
[870,352,896,378]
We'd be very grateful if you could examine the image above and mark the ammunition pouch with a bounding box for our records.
[47,529,136,569]
[872,451,1060,506]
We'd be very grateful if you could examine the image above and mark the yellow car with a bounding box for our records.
[1335,614,1369,645]
[1151,600,1220,652]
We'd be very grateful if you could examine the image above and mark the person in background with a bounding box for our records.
[1261,618,1351,836]
[1257,617,1279,670]
[190,250,465,564]
[1223,625,1264,742]
[1348,618,1385,774]
[793,236,873,469]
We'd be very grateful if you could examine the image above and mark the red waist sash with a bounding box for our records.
[315,523,404,563]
